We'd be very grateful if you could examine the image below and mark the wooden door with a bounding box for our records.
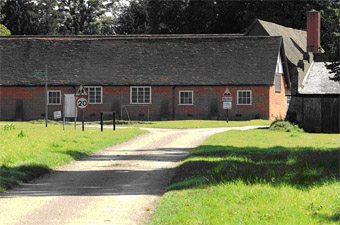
[322,97,340,133]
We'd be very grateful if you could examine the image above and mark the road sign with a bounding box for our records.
[76,97,89,110]
[222,97,232,102]
[223,102,232,109]
[76,85,88,96]
[223,88,231,96]
[34,70,45,78]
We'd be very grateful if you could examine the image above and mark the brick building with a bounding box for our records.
[245,11,340,133]
[1,34,291,121]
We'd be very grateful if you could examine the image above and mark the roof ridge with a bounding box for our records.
[0,35,284,41]
[257,19,306,33]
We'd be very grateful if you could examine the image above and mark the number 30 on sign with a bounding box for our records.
[76,97,89,110]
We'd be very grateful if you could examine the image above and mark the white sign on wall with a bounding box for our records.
[54,111,62,119]
[223,102,232,109]
[64,94,77,117]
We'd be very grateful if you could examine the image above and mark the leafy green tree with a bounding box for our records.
[35,0,60,35]
[0,24,11,35]
[319,1,340,82]
[57,0,112,35]
[1,0,40,35]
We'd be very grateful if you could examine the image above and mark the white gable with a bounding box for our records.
[275,53,283,74]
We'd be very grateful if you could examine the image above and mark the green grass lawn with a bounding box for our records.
[0,121,147,192]
[151,129,340,224]
[115,119,271,129]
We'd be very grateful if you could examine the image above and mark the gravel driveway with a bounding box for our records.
[0,126,266,225]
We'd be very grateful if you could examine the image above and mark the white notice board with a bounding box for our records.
[223,102,232,109]
[64,94,77,117]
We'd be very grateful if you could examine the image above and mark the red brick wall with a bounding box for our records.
[173,86,270,120]
[269,75,288,120]
[1,85,277,121]
[0,86,75,121]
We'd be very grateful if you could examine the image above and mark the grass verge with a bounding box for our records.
[0,122,147,192]
[96,119,271,129]
[151,129,340,224]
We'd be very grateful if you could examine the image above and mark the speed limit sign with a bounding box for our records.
[76,97,89,110]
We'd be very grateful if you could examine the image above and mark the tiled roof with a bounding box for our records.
[0,35,282,86]
[299,62,340,94]
[246,19,306,66]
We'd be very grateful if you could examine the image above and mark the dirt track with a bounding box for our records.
[0,126,266,225]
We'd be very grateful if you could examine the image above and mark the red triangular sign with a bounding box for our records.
[223,88,231,96]
[76,85,87,96]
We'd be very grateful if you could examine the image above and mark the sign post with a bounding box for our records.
[76,94,88,131]
[75,85,88,131]
[34,66,48,127]
[222,88,232,123]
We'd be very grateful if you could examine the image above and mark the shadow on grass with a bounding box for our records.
[170,145,340,190]
[0,165,51,191]
[56,150,89,160]
[0,151,88,192]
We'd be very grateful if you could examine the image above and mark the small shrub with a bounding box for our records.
[4,124,16,131]
[49,142,62,148]
[270,120,303,132]
[17,130,26,138]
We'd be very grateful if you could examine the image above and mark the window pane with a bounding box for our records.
[89,95,95,103]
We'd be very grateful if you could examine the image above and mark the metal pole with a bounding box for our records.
[82,110,84,131]
[101,112,103,132]
[113,112,116,131]
[74,101,77,130]
[121,106,123,121]
[226,109,229,123]
[63,116,65,130]
[45,64,48,127]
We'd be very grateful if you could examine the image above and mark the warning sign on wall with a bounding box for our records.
[223,88,231,96]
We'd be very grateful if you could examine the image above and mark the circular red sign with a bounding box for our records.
[76,97,89,110]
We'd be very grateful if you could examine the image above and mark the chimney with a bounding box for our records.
[307,11,320,53]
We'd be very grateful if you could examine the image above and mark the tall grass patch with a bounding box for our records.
[151,130,340,224]
[0,122,146,191]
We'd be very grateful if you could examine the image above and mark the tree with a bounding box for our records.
[320,1,340,82]
[35,0,60,35]
[1,0,40,35]
[0,24,11,35]
[57,0,112,35]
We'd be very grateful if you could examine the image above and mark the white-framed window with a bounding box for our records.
[179,90,194,105]
[275,74,282,93]
[237,90,252,105]
[287,95,291,107]
[130,86,151,104]
[85,86,103,104]
[48,90,61,105]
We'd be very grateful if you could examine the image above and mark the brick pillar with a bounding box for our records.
[307,11,320,53]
